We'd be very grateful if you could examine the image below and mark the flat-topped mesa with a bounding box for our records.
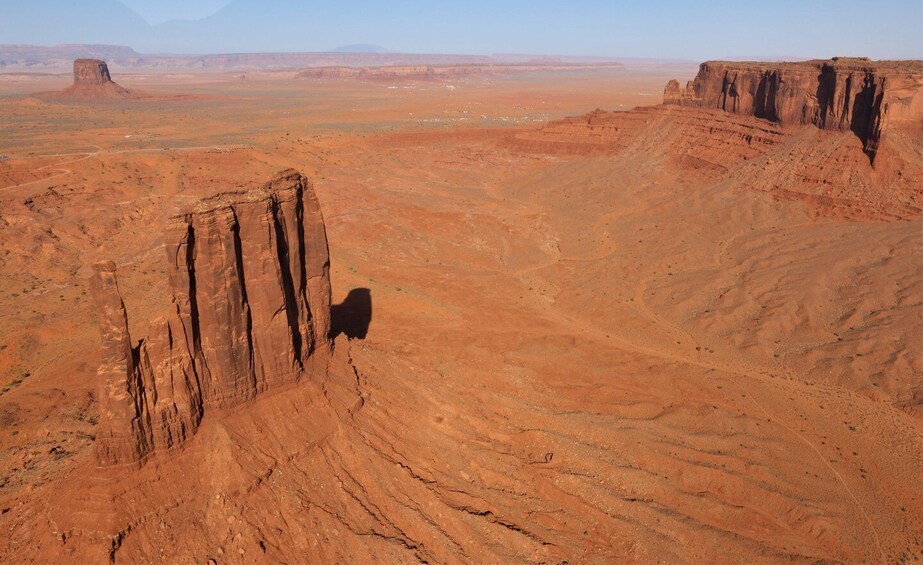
[54,58,133,100]
[90,170,331,466]
[73,58,113,85]
[663,57,923,163]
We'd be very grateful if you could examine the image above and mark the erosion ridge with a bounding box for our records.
[663,57,923,163]
[89,169,331,466]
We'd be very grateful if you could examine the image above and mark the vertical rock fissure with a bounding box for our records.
[841,74,853,130]
[230,210,258,393]
[185,222,202,355]
[129,340,153,458]
[816,66,835,129]
[183,221,210,401]
[294,182,314,353]
[271,197,304,367]
[851,74,880,160]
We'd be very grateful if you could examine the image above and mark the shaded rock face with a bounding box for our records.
[73,58,113,85]
[663,58,923,162]
[90,169,331,466]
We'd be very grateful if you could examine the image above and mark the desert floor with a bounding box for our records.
[0,68,920,563]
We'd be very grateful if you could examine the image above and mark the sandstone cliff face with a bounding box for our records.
[90,169,331,466]
[663,58,923,162]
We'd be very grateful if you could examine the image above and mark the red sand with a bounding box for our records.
[0,65,920,562]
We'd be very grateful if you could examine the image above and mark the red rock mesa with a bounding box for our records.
[90,169,331,466]
[513,58,923,220]
[51,58,134,100]
[664,57,923,162]
[72,58,113,85]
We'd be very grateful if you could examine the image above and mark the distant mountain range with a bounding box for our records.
[0,44,658,73]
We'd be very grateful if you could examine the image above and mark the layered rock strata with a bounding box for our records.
[663,57,923,162]
[90,169,331,466]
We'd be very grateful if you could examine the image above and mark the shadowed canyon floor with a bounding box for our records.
[0,68,921,563]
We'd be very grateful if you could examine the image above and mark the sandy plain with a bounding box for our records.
[0,66,921,562]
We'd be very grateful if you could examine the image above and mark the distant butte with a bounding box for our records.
[40,58,197,102]
[55,59,135,100]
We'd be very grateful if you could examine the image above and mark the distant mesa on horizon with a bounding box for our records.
[49,58,136,100]
[36,58,198,102]
[296,60,625,81]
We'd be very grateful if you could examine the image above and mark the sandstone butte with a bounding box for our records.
[663,57,923,163]
[49,59,135,100]
[90,169,331,466]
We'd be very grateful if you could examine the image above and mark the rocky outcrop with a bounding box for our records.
[663,79,696,105]
[663,58,923,162]
[89,262,162,465]
[90,169,331,466]
[50,58,134,100]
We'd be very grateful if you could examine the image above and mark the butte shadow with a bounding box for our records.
[330,288,372,340]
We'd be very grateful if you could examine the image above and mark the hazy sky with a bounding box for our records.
[119,0,230,24]
[1,0,921,59]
